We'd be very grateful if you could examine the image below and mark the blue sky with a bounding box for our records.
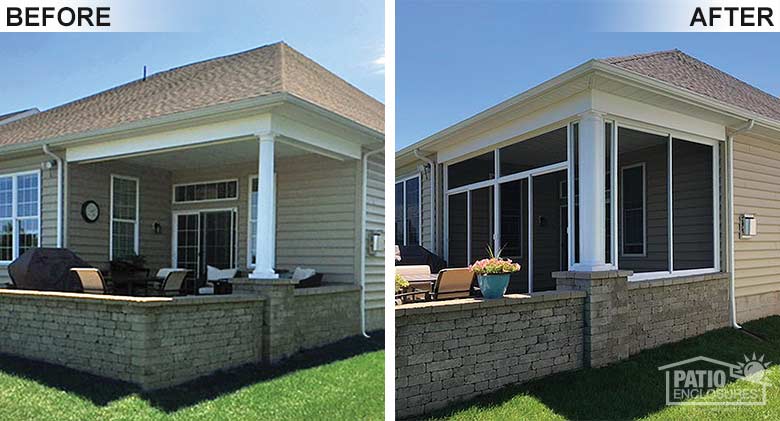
[397,0,780,149]
[0,0,384,116]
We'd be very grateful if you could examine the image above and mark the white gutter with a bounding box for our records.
[41,145,63,248]
[727,119,754,329]
[360,146,384,338]
[414,149,436,252]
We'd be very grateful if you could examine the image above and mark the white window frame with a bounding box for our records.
[0,170,41,264]
[620,162,647,257]
[109,174,140,260]
[172,178,239,204]
[443,123,571,293]
[172,207,238,271]
[247,174,277,269]
[611,121,721,281]
[395,174,422,246]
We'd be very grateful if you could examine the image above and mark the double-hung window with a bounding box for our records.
[0,171,40,262]
[110,175,139,260]
[395,176,420,246]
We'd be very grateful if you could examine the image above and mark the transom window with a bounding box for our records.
[395,176,420,246]
[173,180,238,203]
[111,175,139,260]
[0,171,40,262]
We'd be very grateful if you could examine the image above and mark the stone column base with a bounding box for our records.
[553,270,632,368]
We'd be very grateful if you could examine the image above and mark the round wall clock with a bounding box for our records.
[81,201,100,223]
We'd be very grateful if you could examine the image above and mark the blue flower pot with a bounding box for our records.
[477,273,510,299]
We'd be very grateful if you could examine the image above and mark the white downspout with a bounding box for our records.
[414,149,436,252]
[360,147,383,338]
[42,145,63,248]
[727,119,754,329]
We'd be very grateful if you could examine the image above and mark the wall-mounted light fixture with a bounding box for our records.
[368,230,384,255]
[153,222,162,235]
[740,214,756,239]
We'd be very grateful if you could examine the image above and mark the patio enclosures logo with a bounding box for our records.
[659,355,772,406]
[0,0,175,32]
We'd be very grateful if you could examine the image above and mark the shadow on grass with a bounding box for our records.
[428,317,780,420]
[0,331,384,412]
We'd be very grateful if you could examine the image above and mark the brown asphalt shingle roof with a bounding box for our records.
[0,42,383,148]
[601,49,780,122]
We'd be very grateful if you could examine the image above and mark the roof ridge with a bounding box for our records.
[601,49,681,65]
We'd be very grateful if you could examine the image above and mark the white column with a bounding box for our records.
[572,110,612,272]
[250,133,279,279]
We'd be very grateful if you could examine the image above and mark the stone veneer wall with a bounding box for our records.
[395,291,586,418]
[625,273,730,356]
[397,271,731,418]
[232,279,362,363]
[293,284,361,351]
[0,290,264,390]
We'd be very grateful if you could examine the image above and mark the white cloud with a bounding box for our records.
[370,53,385,74]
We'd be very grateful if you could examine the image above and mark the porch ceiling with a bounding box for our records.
[112,138,306,171]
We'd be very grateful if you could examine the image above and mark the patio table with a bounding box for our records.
[402,273,436,291]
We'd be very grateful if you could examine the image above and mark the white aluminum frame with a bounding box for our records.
[172,207,238,272]
[109,174,140,260]
[443,124,570,293]
[0,169,41,264]
[395,174,422,247]
[171,178,239,204]
[611,122,722,281]
[620,162,647,257]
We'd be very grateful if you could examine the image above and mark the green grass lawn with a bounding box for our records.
[428,316,780,420]
[0,334,384,421]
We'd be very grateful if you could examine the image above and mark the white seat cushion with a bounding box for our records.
[291,267,316,282]
[207,265,238,281]
[198,287,215,295]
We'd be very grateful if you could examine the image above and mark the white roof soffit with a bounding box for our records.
[398,59,780,164]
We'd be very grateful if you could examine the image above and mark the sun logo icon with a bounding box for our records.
[734,353,771,383]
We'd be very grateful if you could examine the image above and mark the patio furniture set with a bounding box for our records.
[394,245,476,303]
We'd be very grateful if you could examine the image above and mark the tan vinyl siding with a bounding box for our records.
[733,133,780,298]
[0,154,53,285]
[67,161,172,272]
[364,152,385,330]
[276,154,357,282]
[169,154,363,285]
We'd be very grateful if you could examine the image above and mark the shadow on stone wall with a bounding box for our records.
[0,331,384,413]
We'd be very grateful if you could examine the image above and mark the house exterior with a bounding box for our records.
[0,42,385,331]
[397,49,780,323]
[396,50,780,416]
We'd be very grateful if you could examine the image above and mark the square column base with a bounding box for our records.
[249,269,279,279]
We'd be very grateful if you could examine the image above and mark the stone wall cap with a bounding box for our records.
[0,289,264,306]
[293,283,359,296]
[232,277,298,286]
[552,270,633,280]
[396,290,585,316]
[627,272,729,289]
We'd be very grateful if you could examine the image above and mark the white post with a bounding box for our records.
[572,110,611,272]
[250,133,279,279]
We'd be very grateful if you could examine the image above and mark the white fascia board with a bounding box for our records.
[436,90,592,163]
[591,90,726,141]
[66,114,272,162]
[270,114,362,160]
